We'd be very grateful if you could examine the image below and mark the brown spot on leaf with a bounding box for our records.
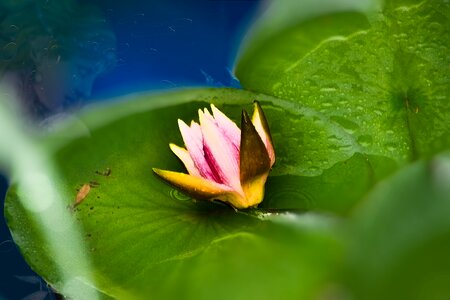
[96,167,111,176]
[89,181,100,187]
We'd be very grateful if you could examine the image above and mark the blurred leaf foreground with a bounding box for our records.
[2,0,450,299]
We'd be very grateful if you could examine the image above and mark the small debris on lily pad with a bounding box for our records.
[96,167,111,176]
[74,184,91,207]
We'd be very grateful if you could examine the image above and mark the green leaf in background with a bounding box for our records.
[5,88,348,298]
[345,151,450,300]
[236,0,450,163]
[237,0,378,74]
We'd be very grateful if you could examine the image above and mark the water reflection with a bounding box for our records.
[0,0,116,122]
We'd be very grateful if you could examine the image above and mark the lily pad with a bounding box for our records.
[346,151,450,300]
[5,88,351,298]
[236,0,377,71]
[263,153,397,213]
[236,0,450,163]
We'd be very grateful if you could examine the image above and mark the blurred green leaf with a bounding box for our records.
[236,0,450,163]
[346,151,450,300]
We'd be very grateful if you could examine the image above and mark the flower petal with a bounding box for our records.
[153,168,232,200]
[199,109,243,194]
[154,168,256,209]
[177,119,217,181]
[169,143,200,177]
[240,109,271,207]
[239,173,269,208]
[210,104,241,151]
[251,101,275,167]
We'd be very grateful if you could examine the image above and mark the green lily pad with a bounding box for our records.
[5,88,350,298]
[236,0,378,68]
[236,0,450,163]
[263,153,397,213]
[346,151,450,300]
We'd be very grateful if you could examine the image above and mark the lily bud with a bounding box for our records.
[153,101,275,209]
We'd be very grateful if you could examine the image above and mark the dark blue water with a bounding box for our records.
[0,1,260,298]
[87,0,261,100]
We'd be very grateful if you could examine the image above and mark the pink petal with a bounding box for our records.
[177,119,218,181]
[199,109,243,195]
[210,104,241,151]
[169,143,200,177]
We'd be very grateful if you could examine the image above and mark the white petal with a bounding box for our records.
[211,104,241,151]
[177,119,217,181]
[169,143,200,177]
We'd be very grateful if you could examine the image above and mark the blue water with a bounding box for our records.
[0,1,260,298]
[89,0,260,98]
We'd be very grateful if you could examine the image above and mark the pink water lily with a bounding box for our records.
[153,101,275,209]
